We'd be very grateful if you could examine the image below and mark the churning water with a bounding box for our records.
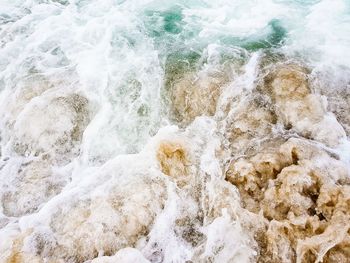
[0,0,350,262]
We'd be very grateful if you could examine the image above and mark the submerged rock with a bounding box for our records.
[0,84,92,220]
[223,63,350,263]
[226,138,350,263]
[1,159,65,217]
[12,93,91,164]
[260,63,346,147]
[170,71,227,125]
[0,160,168,263]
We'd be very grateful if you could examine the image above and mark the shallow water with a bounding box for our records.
[0,0,350,262]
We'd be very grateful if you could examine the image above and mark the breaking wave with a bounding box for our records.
[1,0,350,262]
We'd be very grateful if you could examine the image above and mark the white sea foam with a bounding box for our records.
[0,0,349,262]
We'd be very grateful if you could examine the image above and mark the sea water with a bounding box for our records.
[0,0,350,262]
